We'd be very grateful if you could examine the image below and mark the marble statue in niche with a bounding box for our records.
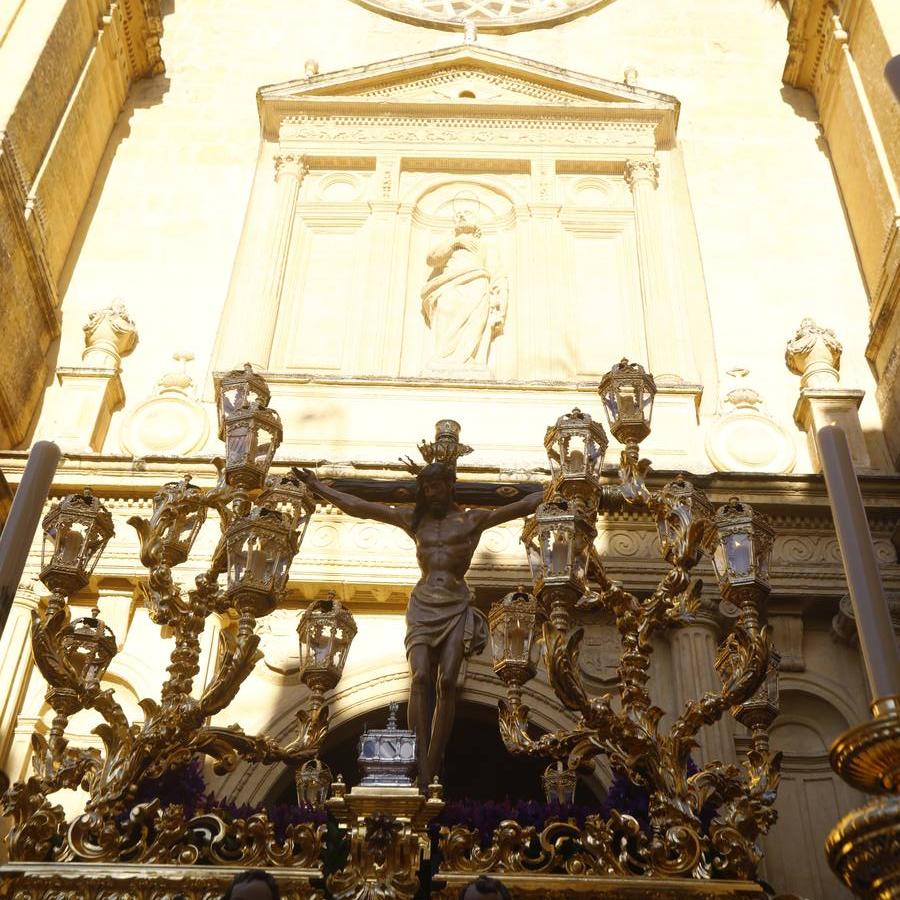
[420,202,508,372]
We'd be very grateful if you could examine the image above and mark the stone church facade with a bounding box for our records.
[1,2,898,898]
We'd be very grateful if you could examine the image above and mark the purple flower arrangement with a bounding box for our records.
[133,758,326,842]
[133,760,716,848]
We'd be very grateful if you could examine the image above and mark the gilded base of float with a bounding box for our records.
[825,794,900,900]
[0,863,767,899]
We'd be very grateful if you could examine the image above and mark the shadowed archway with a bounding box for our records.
[266,700,604,806]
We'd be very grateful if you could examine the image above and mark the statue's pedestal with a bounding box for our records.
[324,783,445,900]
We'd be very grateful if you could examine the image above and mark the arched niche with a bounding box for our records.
[265,700,605,806]
[401,177,520,380]
[759,687,859,900]
[211,659,610,805]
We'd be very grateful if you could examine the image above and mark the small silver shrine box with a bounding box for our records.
[357,701,417,787]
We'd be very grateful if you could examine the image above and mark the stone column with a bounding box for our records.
[0,582,40,774]
[625,158,682,383]
[669,600,736,766]
[38,301,137,452]
[785,318,872,470]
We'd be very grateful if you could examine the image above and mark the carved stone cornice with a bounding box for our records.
[258,44,680,148]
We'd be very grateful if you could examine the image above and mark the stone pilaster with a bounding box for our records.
[624,158,681,383]
[669,600,736,766]
[0,583,40,774]
[785,318,872,470]
[210,152,307,375]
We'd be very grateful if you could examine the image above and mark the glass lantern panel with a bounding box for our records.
[511,612,534,661]
[601,390,618,424]
[546,442,562,479]
[253,424,278,472]
[244,535,268,584]
[221,385,242,419]
[524,532,542,581]
[490,620,507,665]
[544,527,572,578]
[618,383,640,418]
[226,426,251,469]
[572,538,588,584]
[261,531,291,591]
[642,385,654,421]
[228,533,250,585]
[307,623,332,668]
[712,541,727,581]
[41,524,57,570]
[529,626,542,668]
[58,521,88,566]
[565,434,587,476]
[725,532,753,578]
[586,436,603,479]
[82,523,108,574]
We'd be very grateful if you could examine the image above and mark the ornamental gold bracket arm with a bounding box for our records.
[542,622,593,717]
[669,624,771,750]
[617,448,653,508]
[197,625,262,720]
[191,707,329,776]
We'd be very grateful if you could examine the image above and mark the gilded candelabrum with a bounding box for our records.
[486,359,781,882]
[824,696,900,899]
[2,365,357,864]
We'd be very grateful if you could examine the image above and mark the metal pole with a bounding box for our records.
[0,441,60,638]
[817,425,900,712]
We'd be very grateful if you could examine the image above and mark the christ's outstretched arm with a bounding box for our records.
[477,488,543,531]
[293,468,411,532]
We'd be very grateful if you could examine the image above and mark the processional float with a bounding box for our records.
[0,359,813,899]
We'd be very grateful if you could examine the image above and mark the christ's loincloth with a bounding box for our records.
[405,582,488,658]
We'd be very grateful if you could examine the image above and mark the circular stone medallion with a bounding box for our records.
[351,0,608,31]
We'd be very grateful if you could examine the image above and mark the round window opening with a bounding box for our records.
[350,0,610,32]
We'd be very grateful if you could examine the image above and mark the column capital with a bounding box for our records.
[9,580,42,613]
[686,595,726,631]
[624,157,660,190]
[274,153,308,181]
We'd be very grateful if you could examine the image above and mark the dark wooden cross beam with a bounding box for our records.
[326,477,543,508]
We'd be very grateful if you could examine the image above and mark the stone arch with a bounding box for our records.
[759,683,860,899]
[405,175,525,218]
[214,658,610,805]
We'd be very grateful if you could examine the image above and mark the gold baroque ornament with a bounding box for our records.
[2,364,780,898]
[348,0,612,32]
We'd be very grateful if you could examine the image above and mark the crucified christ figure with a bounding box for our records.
[294,463,541,789]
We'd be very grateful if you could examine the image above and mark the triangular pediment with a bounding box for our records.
[258,45,679,141]
[336,65,591,106]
